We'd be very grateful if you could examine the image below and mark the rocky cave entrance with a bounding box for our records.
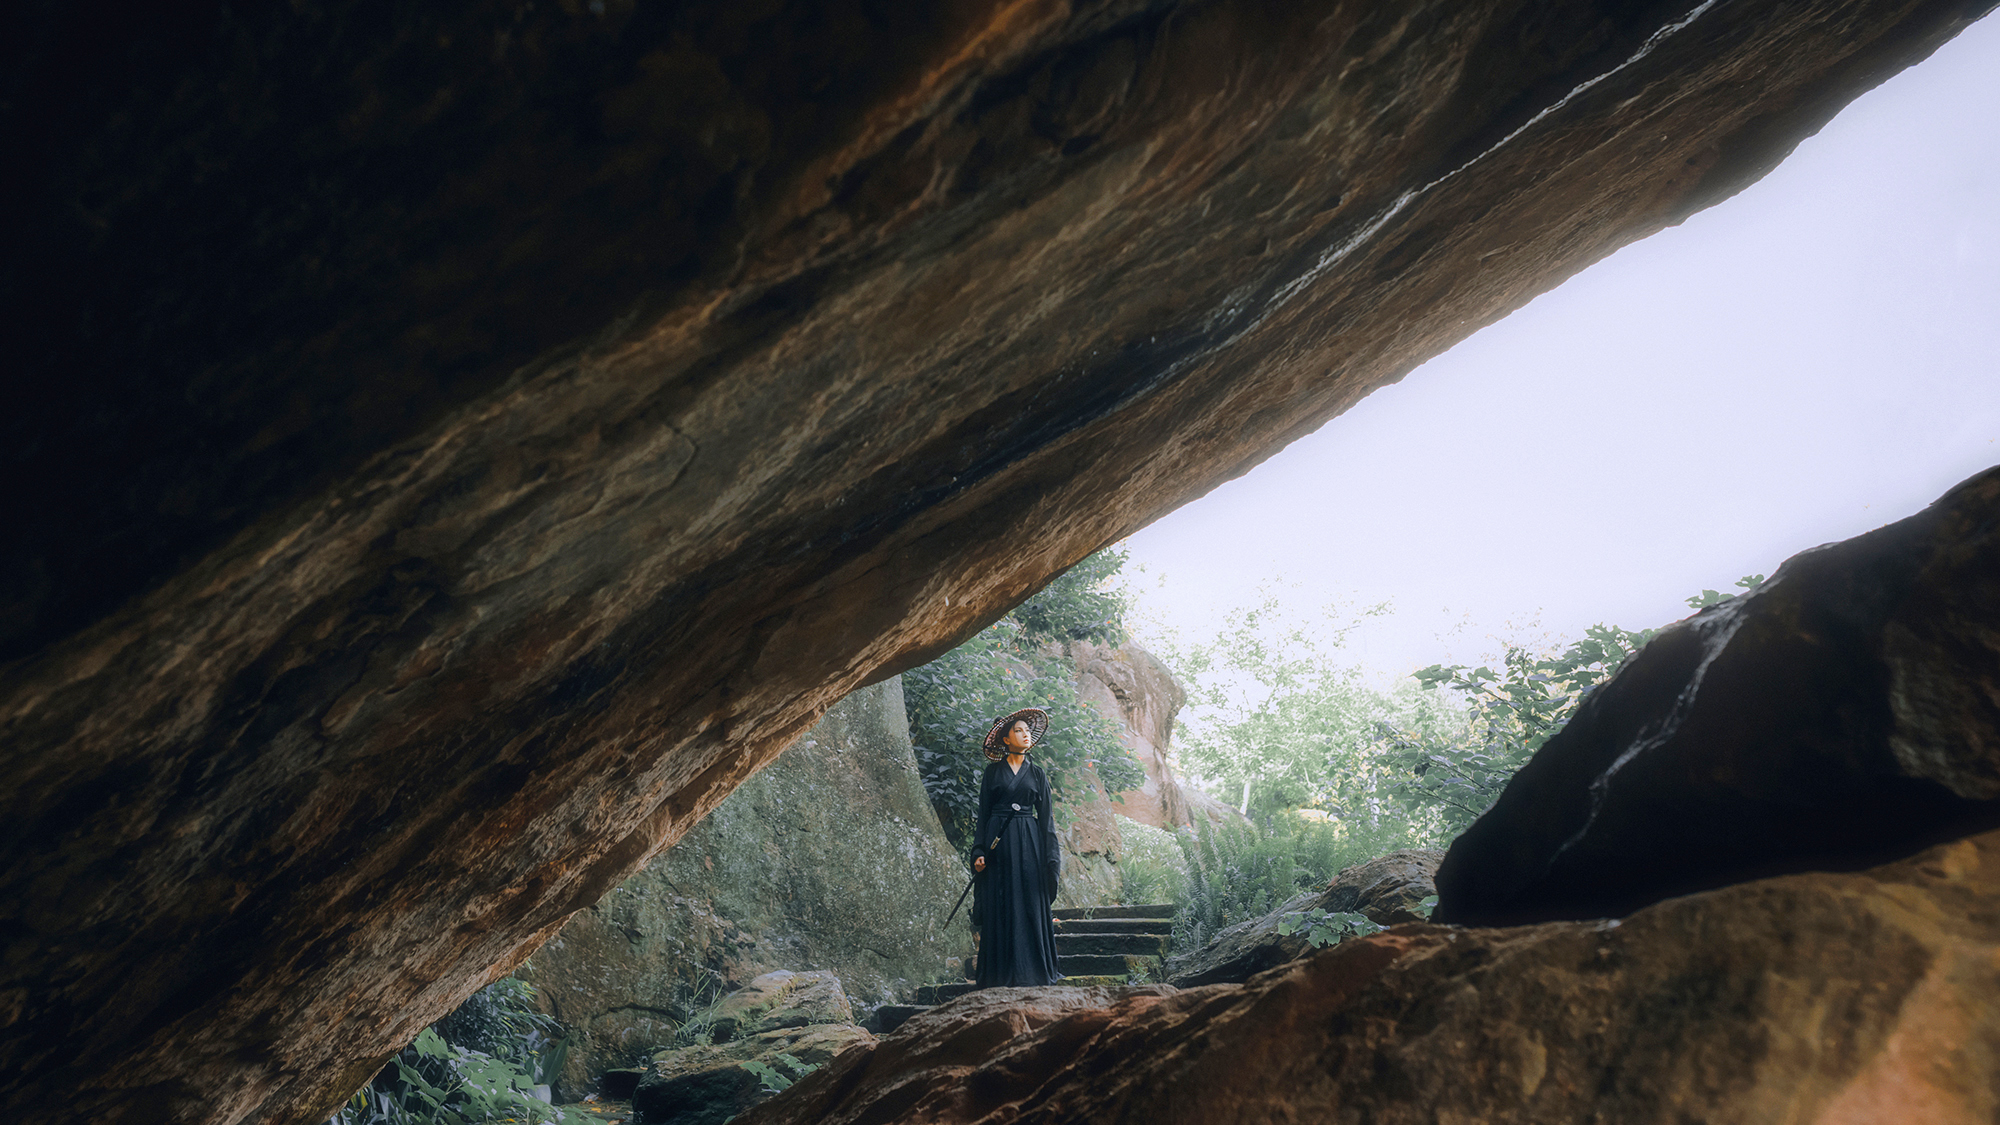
[5,1,1998,1123]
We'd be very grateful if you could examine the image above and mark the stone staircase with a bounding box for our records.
[876,904,1175,1033]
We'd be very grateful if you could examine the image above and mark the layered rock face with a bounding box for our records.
[741,827,2000,1125]
[1048,639,1221,907]
[1064,640,1235,830]
[1437,465,2000,926]
[518,678,965,1093]
[6,2,1992,1123]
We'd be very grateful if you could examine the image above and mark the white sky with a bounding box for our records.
[1122,14,2000,682]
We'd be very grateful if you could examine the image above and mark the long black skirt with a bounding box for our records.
[974,815,1062,987]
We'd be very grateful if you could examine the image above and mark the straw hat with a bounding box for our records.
[981,707,1050,761]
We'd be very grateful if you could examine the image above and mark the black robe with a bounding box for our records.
[970,757,1063,987]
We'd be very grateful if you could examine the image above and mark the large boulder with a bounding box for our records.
[1166,849,1443,986]
[738,827,2000,1124]
[8,2,1990,1121]
[519,682,963,1091]
[1437,465,2000,926]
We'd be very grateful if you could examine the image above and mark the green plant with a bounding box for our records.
[1009,547,1132,646]
[1274,907,1384,949]
[1151,592,1463,857]
[1378,576,1767,832]
[1123,958,1166,986]
[1685,574,1766,610]
[1114,815,1188,905]
[1169,814,1371,954]
[332,1028,575,1125]
[739,1053,819,1095]
[329,978,577,1125]
[669,967,734,1047]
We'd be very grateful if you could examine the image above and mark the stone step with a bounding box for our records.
[871,1004,932,1035]
[1054,904,1176,921]
[1052,918,1172,937]
[915,982,978,1005]
[1058,974,1130,988]
[1057,952,1158,976]
[1054,932,1169,957]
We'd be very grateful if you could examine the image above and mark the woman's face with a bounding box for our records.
[1004,721,1034,751]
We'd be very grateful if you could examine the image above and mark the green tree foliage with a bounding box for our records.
[1374,624,1654,831]
[1008,547,1131,645]
[1160,593,1463,845]
[905,549,1145,853]
[1377,575,1766,831]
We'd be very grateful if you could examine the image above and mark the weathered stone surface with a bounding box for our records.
[1338,849,1447,926]
[710,971,855,1043]
[741,828,2000,1125]
[519,682,964,1091]
[1051,639,1234,907]
[1166,849,1443,986]
[1437,465,2000,927]
[634,1021,874,1125]
[1064,640,1209,830]
[6,3,1992,1123]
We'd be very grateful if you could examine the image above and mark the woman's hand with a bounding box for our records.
[973,856,985,873]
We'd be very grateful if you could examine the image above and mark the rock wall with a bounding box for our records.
[1046,639,1236,907]
[7,2,1992,1122]
[518,679,965,1092]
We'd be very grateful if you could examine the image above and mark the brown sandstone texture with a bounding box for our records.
[1048,638,1221,907]
[6,3,1993,1123]
[1063,640,1237,830]
[740,828,2000,1125]
[1166,848,1443,986]
[517,679,965,1094]
[1437,465,2000,926]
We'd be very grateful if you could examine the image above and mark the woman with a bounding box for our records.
[970,707,1063,988]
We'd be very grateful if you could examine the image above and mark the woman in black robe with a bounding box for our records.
[970,707,1063,988]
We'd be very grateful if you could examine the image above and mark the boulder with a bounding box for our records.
[1338,849,1447,925]
[8,2,1989,1121]
[709,972,855,1043]
[519,682,963,1091]
[737,827,2000,1125]
[1437,465,2000,926]
[634,1022,874,1125]
[1165,849,1443,986]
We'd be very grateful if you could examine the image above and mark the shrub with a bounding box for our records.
[328,978,575,1125]
[1114,815,1188,904]
[1168,814,1366,954]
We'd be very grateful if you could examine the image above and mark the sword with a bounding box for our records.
[944,836,999,927]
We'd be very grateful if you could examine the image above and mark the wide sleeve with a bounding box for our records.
[1038,765,1061,896]
[970,763,996,868]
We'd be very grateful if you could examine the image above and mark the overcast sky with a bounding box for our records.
[1122,14,2000,681]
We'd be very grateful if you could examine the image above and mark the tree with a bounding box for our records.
[1376,574,1769,831]
[1160,592,1462,844]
